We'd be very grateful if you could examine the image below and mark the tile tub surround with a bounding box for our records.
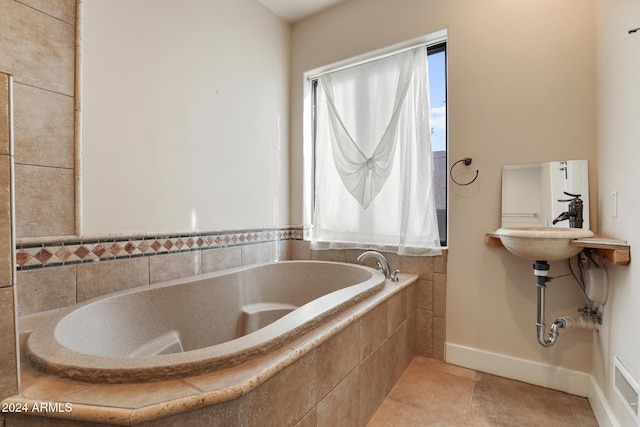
[15,231,447,364]
[16,227,304,270]
[0,71,19,404]
[4,274,418,426]
[289,240,447,361]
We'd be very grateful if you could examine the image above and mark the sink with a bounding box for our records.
[495,227,594,261]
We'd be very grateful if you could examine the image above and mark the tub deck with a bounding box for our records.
[4,273,418,426]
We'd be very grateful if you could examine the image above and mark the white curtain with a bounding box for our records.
[311,47,441,256]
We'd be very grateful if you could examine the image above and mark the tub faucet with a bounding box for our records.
[552,192,584,228]
[357,251,397,281]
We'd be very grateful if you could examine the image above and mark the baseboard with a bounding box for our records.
[588,374,622,427]
[445,342,590,396]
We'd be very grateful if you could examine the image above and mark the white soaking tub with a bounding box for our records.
[25,261,385,383]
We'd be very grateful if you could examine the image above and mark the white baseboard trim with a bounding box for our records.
[588,375,622,427]
[445,342,590,396]
[446,343,621,426]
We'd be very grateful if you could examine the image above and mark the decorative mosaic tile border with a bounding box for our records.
[16,227,305,270]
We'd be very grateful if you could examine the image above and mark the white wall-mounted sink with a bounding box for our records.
[495,227,594,261]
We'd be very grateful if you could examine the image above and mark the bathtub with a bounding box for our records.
[25,260,385,383]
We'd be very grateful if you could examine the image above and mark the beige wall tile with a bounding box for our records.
[0,0,75,96]
[416,308,433,357]
[417,279,433,311]
[0,286,18,399]
[76,257,148,302]
[434,251,447,274]
[17,0,75,25]
[433,316,446,361]
[14,83,74,168]
[275,239,289,261]
[288,239,310,260]
[316,320,359,399]
[241,242,274,265]
[400,255,434,280]
[294,408,316,427]
[311,249,345,262]
[358,341,388,426]
[406,280,417,316]
[407,311,417,360]
[0,155,13,287]
[16,265,75,315]
[149,251,201,284]
[387,288,407,335]
[14,164,74,238]
[388,319,411,387]
[0,73,9,156]
[201,246,241,274]
[241,350,317,427]
[359,302,387,361]
[317,369,359,427]
[434,272,447,318]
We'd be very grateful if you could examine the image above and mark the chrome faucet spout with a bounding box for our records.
[357,251,392,279]
[553,192,584,228]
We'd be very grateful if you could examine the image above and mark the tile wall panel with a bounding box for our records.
[16,265,75,315]
[14,164,74,237]
[0,0,74,406]
[13,229,446,365]
[0,73,9,156]
[149,251,202,285]
[358,341,389,426]
[316,370,360,427]
[76,257,149,302]
[0,287,18,399]
[16,0,76,24]
[0,153,12,288]
[0,0,75,96]
[13,83,74,168]
[201,246,242,273]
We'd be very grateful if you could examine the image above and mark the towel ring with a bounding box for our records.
[450,157,479,186]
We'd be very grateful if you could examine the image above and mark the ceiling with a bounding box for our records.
[258,0,347,23]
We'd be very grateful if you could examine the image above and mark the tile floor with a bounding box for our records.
[367,356,599,427]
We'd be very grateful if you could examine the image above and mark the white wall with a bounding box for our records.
[291,0,597,380]
[81,0,290,235]
[595,0,640,425]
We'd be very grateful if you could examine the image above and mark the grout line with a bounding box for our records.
[465,377,478,424]
[14,1,74,27]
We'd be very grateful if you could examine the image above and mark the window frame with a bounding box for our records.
[303,32,448,247]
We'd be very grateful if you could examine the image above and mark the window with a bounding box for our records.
[426,43,447,245]
[306,37,447,252]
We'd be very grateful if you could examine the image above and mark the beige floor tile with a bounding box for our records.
[389,357,475,423]
[413,356,477,381]
[368,397,467,427]
[376,357,596,427]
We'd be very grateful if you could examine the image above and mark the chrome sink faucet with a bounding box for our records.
[357,251,399,281]
[552,192,584,228]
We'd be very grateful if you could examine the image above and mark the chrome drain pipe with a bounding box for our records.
[535,260,565,347]
[536,283,566,347]
[533,260,600,347]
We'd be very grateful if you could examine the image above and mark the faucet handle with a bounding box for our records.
[391,270,400,282]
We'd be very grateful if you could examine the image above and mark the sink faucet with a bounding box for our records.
[357,251,399,281]
[552,192,584,228]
